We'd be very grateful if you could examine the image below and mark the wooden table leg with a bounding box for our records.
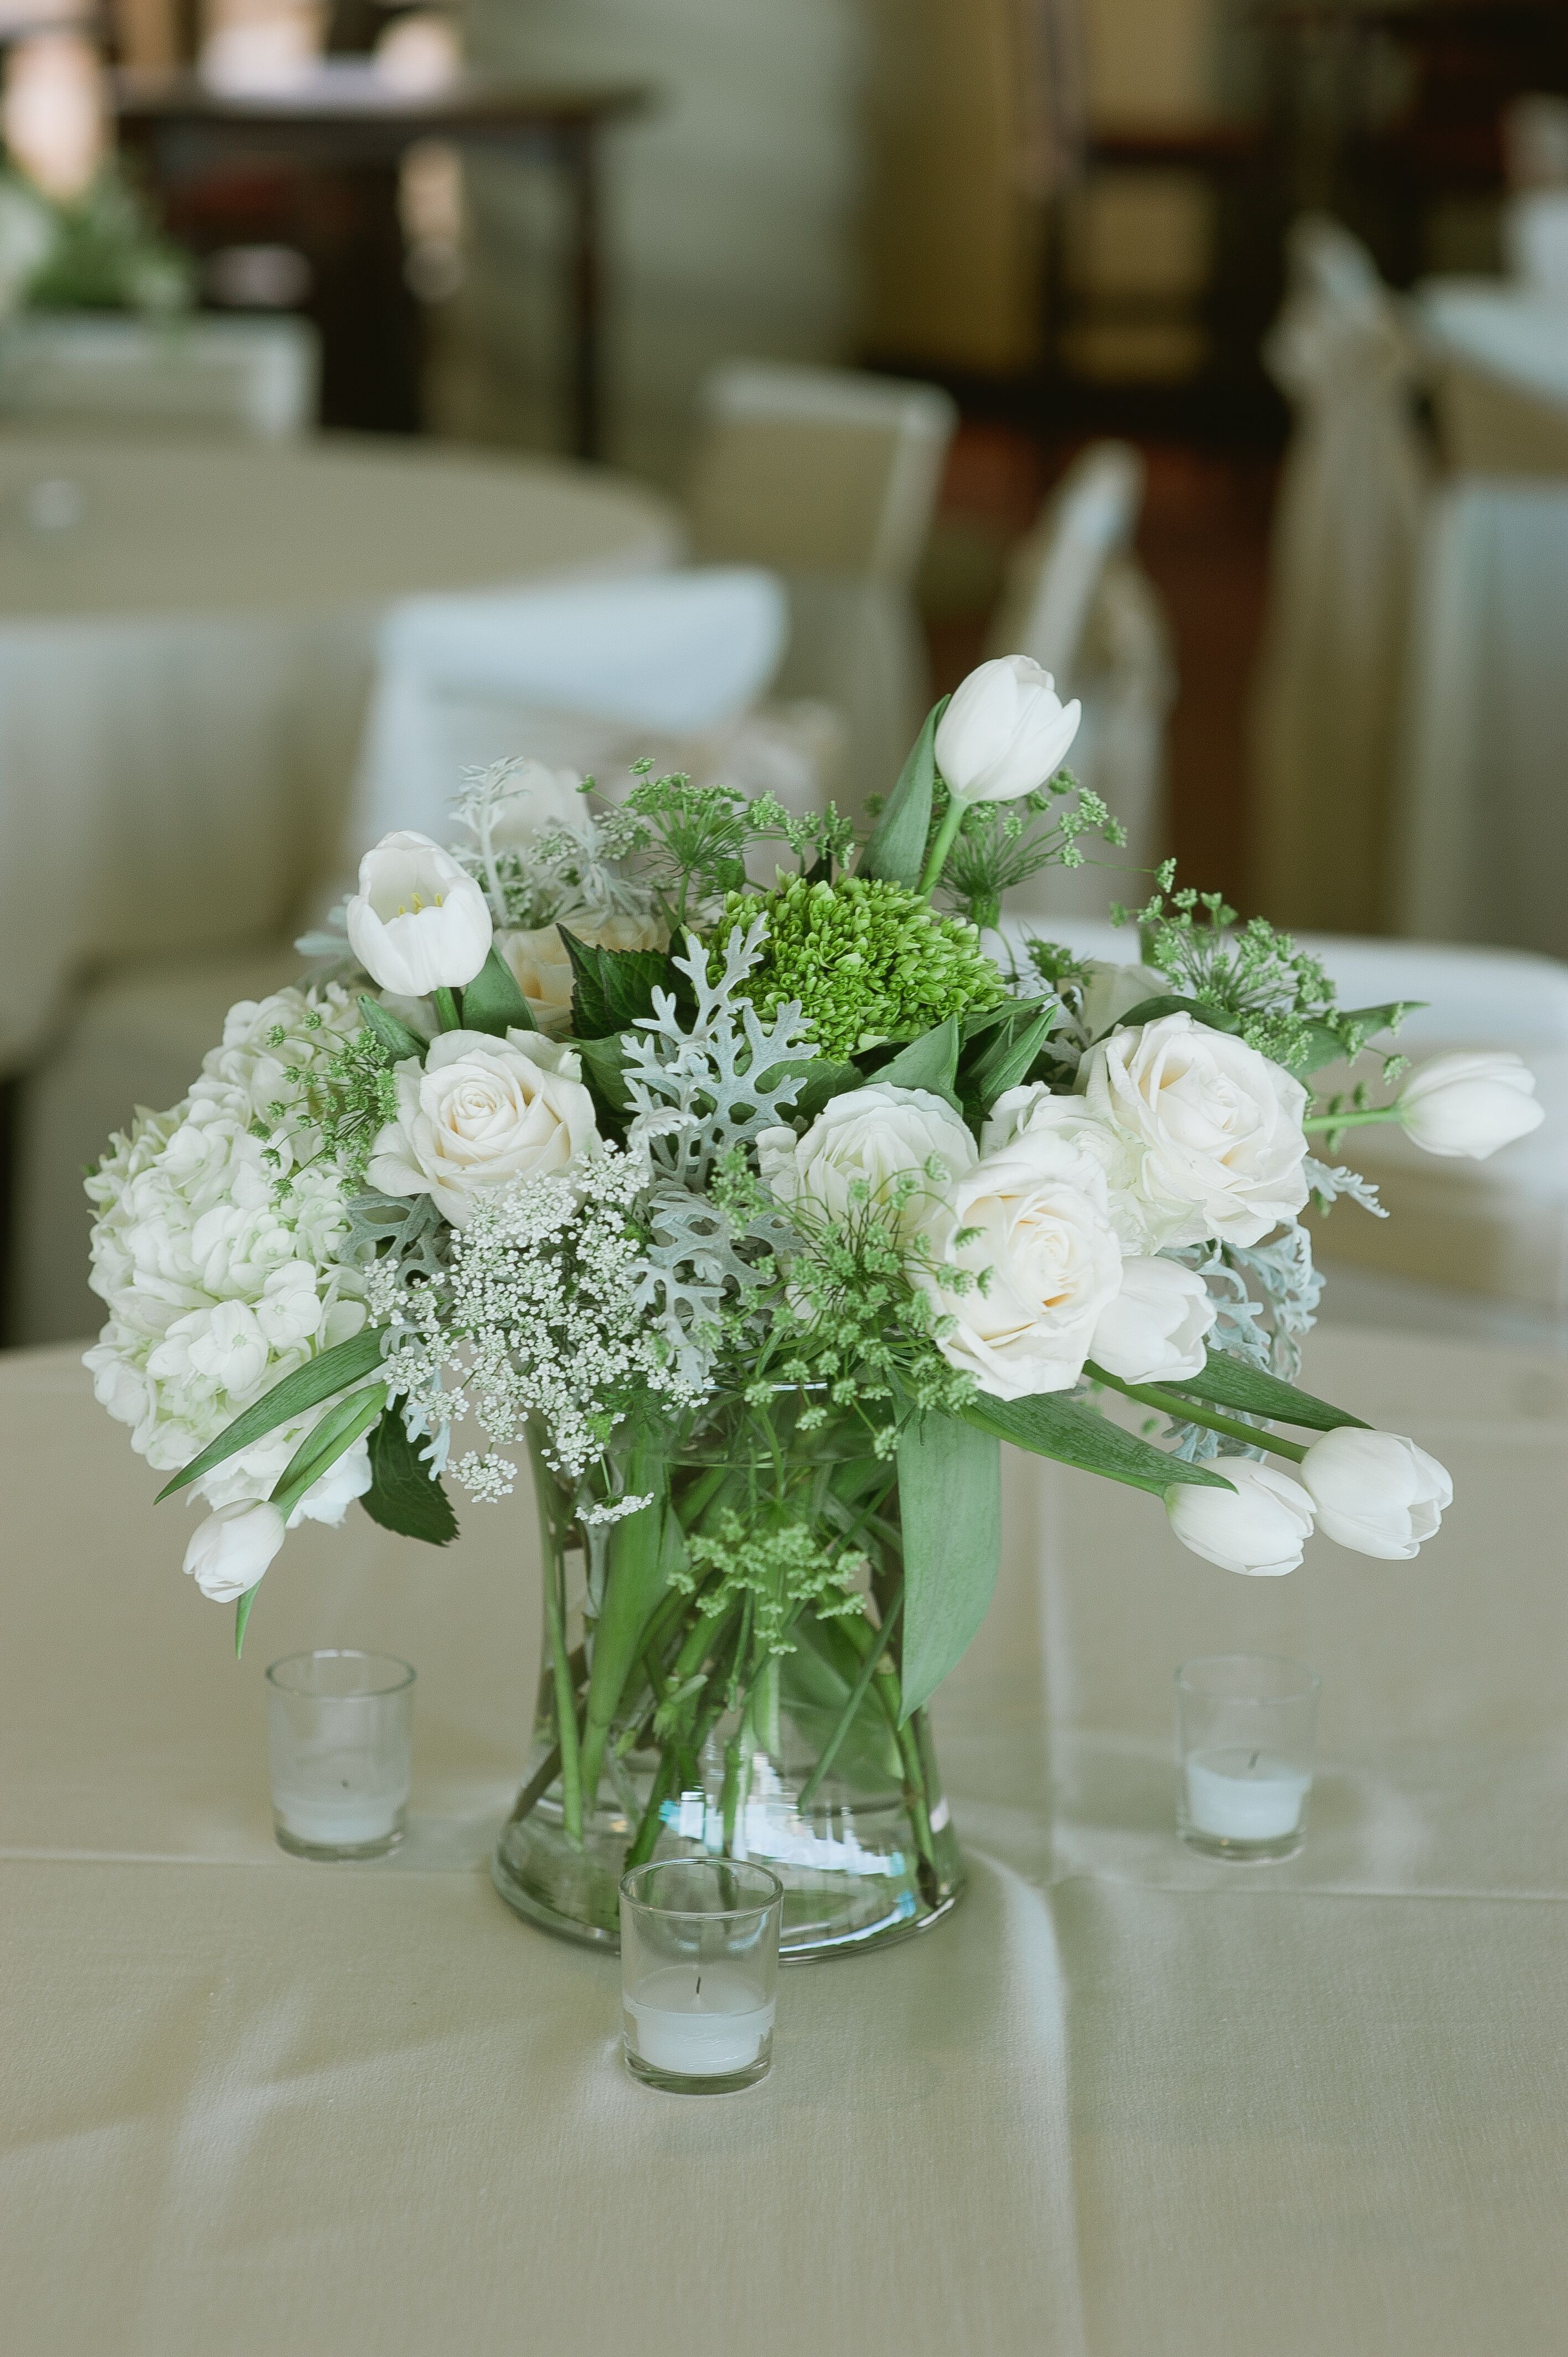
[560,122,602,462]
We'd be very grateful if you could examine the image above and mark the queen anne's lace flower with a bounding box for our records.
[83,985,373,1520]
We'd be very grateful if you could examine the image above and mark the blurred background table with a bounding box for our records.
[3,1324,1567,2354]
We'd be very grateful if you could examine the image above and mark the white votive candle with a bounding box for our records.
[625,1964,776,2078]
[1184,1746,1310,1843]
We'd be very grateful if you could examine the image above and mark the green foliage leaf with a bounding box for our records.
[871,1015,962,1105]
[560,929,673,1041]
[357,995,427,1061]
[860,697,947,888]
[270,1383,388,1517]
[234,1586,260,1659]
[961,1390,1234,1497]
[790,1058,865,1123]
[896,1414,1002,1720]
[359,1408,458,1545]
[460,944,537,1035]
[1158,1351,1369,1432]
[570,1031,634,1113]
[1288,1001,1422,1077]
[963,1002,1057,1111]
[578,1442,682,1804]
[157,1327,388,1500]
[1102,994,1241,1040]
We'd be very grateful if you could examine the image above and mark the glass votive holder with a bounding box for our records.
[1175,1654,1321,1862]
[619,1859,783,2095]
[266,1650,414,1860]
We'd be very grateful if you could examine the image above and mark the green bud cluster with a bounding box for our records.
[722,874,1004,1061]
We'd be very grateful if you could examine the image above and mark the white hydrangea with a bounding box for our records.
[83,985,375,1522]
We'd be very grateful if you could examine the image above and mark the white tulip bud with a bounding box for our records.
[933,655,1082,805]
[1164,1460,1316,1576]
[1091,1255,1216,1385]
[1299,1427,1451,1560]
[1395,1051,1544,1160]
[345,830,493,997]
[183,1500,287,1602]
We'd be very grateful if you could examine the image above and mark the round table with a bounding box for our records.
[0,433,682,1075]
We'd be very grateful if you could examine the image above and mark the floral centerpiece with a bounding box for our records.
[85,660,1544,1955]
[0,156,193,319]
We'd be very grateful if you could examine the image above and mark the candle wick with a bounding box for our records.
[695,1975,702,1998]
[1248,1751,1259,1771]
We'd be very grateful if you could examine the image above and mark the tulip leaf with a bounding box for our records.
[1159,1351,1369,1433]
[960,1391,1234,1497]
[789,1058,865,1123]
[577,1438,681,1806]
[269,1385,389,1520]
[860,696,948,888]
[358,996,429,1061]
[461,945,536,1036]
[870,1015,962,1107]
[234,1586,260,1660]
[963,1004,1058,1113]
[156,1327,388,1500]
[359,1408,458,1546]
[1097,994,1241,1042]
[560,930,672,1041]
[1287,1001,1423,1078]
[896,1414,1001,1720]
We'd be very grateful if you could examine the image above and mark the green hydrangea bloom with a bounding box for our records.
[720,874,1003,1060]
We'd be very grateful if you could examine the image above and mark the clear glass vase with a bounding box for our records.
[491,1397,965,1960]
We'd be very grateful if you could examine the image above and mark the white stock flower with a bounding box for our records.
[366,1029,601,1224]
[910,1128,1123,1399]
[1164,1460,1315,1576]
[1081,1012,1309,1249]
[1299,1427,1452,1560]
[1395,1052,1544,1160]
[757,1085,977,1238]
[933,655,1082,805]
[183,1500,287,1601]
[345,830,493,996]
[498,911,668,1037]
[1091,1255,1216,1385]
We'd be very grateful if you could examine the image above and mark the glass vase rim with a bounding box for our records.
[266,1648,416,1699]
[620,1858,784,1921]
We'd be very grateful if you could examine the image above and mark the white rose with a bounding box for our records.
[1164,1460,1315,1576]
[1091,1255,1216,1385]
[757,1085,977,1238]
[498,911,668,1037]
[183,1500,287,1601]
[1299,1427,1452,1560]
[365,1028,601,1224]
[1395,1052,1544,1160]
[1081,1012,1309,1249]
[910,1128,1123,1399]
[345,830,493,996]
[934,655,1082,804]
[981,1085,1146,1247]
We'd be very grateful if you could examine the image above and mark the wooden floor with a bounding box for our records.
[921,423,1277,917]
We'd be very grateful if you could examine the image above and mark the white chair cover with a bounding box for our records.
[352,568,790,846]
[1505,191,1568,299]
[0,313,319,440]
[1252,218,1429,934]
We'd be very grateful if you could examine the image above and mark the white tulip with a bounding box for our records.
[366,1028,601,1225]
[933,655,1082,805]
[1299,1427,1452,1560]
[345,830,493,997]
[1396,1052,1544,1160]
[1164,1459,1316,1576]
[183,1499,287,1601]
[757,1085,977,1239]
[1091,1255,1216,1385]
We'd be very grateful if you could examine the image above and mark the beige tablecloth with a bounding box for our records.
[0,435,682,1075]
[4,1327,1567,2354]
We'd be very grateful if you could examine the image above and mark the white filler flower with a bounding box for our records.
[911,1127,1123,1399]
[934,655,1082,805]
[1396,1052,1545,1160]
[1165,1460,1316,1576]
[1081,1011,1309,1249]
[1091,1255,1216,1386]
[367,1029,601,1225]
[346,829,493,996]
[1299,1427,1452,1559]
[757,1084,977,1239]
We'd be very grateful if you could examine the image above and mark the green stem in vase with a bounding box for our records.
[623,1747,678,1870]
[797,1588,904,1813]
[536,1480,584,1846]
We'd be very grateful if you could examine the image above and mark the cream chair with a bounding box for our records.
[686,360,957,807]
[984,440,1172,920]
[0,312,319,440]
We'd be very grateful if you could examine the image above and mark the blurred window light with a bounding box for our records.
[199,1,324,97]
[203,242,313,309]
[374,12,461,98]
[400,135,463,303]
[2,29,107,204]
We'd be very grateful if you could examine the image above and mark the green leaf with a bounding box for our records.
[577,1441,682,1806]
[964,1005,1056,1110]
[1290,1001,1422,1077]
[359,1408,458,1545]
[960,1390,1234,1497]
[234,1586,260,1659]
[896,1414,1002,1720]
[570,1031,633,1113]
[859,697,947,888]
[270,1383,388,1518]
[873,1015,962,1105]
[1101,994,1241,1041]
[560,929,673,1041]
[790,1058,865,1123]
[1158,1351,1369,1433]
[364,1416,458,1544]
[357,995,427,1061]
[157,1327,388,1501]
[460,943,537,1035]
